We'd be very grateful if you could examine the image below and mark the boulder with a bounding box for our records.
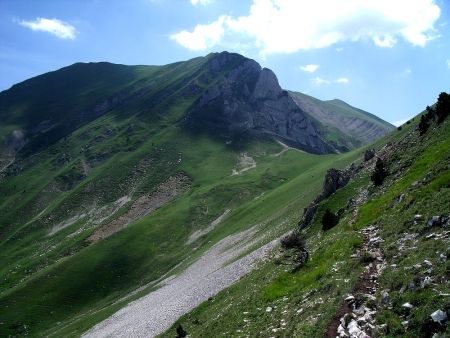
[430,310,447,324]
[364,149,376,161]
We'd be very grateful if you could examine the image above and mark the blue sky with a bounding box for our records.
[0,0,449,125]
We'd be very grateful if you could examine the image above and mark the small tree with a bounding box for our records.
[371,158,388,186]
[418,114,430,135]
[322,208,339,231]
[176,324,187,338]
[436,92,450,123]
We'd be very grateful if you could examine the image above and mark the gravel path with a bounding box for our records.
[83,225,277,338]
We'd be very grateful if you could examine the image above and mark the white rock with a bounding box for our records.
[423,259,433,267]
[431,309,447,323]
[266,306,273,313]
[347,320,361,336]
[402,302,413,309]
[421,276,432,288]
[345,295,355,302]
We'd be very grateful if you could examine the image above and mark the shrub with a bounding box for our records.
[419,114,430,135]
[280,232,309,266]
[176,324,187,338]
[397,126,402,131]
[322,208,339,231]
[436,92,450,123]
[371,158,388,186]
[281,231,305,250]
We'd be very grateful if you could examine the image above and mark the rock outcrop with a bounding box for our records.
[187,52,332,154]
[298,164,362,229]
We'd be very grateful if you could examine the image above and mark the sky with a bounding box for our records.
[0,0,449,126]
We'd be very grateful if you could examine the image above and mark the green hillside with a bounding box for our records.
[163,97,450,338]
[0,53,390,337]
[290,91,394,151]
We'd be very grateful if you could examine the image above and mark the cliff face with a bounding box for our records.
[187,52,332,154]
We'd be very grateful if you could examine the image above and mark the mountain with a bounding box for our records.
[0,52,395,337]
[0,52,393,164]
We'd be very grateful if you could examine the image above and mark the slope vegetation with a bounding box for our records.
[163,97,449,338]
[0,52,388,337]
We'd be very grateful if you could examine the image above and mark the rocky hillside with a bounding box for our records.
[163,94,449,338]
[290,91,394,150]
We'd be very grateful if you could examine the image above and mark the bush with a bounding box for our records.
[176,324,187,338]
[280,232,309,266]
[419,114,430,135]
[322,208,339,231]
[281,231,305,250]
[371,158,388,186]
[397,126,402,131]
[436,92,450,123]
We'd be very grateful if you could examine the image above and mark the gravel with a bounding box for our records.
[82,225,277,338]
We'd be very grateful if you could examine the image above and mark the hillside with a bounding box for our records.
[162,96,450,337]
[0,52,393,337]
[290,91,394,151]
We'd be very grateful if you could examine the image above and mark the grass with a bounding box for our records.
[162,108,450,338]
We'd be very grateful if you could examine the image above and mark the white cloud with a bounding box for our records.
[19,18,76,39]
[170,16,227,50]
[300,64,319,73]
[373,34,397,48]
[190,0,214,5]
[312,77,331,85]
[172,0,441,54]
[336,77,349,84]
[312,76,350,85]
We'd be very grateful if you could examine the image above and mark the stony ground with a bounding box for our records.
[82,225,277,338]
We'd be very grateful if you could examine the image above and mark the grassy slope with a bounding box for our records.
[0,55,394,337]
[0,63,364,336]
[162,111,449,337]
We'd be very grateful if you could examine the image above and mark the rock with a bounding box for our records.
[381,290,390,304]
[345,295,355,302]
[402,320,409,327]
[413,214,423,224]
[364,149,376,161]
[421,276,432,288]
[430,310,447,324]
[347,320,361,336]
[423,259,433,268]
[402,302,413,309]
[427,216,442,228]
[191,52,333,154]
[397,193,406,203]
[266,306,273,313]
[353,306,365,316]
[321,169,352,199]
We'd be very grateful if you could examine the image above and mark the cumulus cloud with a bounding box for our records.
[300,64,319,73]
[312,76,350,85]
[171,0,441,54]
[171,16,226,50]
[19,18,76,39]
[190,0,213,5]
[336,77,350,84]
